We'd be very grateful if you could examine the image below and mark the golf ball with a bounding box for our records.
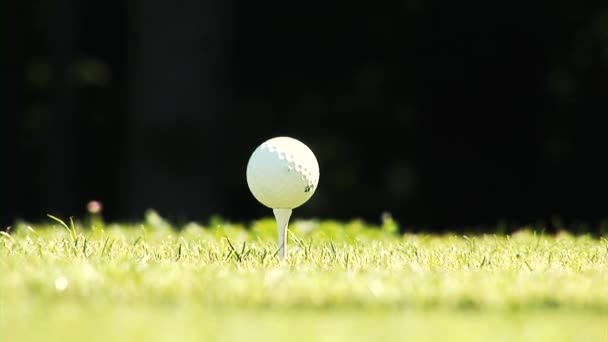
[246,137,320,209]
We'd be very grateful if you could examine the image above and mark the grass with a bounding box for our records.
[1,211,608,341]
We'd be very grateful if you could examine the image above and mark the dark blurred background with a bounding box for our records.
[2,1,608,232]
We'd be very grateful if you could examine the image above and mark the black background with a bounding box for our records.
[3,0,608,232]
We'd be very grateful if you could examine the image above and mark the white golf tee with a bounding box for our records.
[273,208,292,260]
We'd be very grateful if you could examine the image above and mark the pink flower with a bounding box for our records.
[87,200,103,214]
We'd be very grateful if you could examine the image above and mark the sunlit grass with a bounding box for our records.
[1,211,607,341]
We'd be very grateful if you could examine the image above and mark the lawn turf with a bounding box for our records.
[1,213,607,341]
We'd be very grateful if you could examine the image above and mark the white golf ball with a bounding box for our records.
[246,137,320,209]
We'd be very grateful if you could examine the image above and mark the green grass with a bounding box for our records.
[1,211,608,341]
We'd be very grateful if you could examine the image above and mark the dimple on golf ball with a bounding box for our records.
[246,137,320,209]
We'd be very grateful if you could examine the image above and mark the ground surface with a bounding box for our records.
[1,212,607,341]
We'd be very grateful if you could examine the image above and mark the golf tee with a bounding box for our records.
[273,208,292,260]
